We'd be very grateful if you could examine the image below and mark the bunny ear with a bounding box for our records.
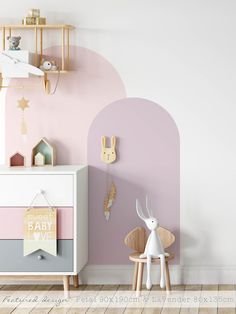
[146,195,154,218]
[111,136,116,149]
[136,199,147,221]
[101,136,106,148]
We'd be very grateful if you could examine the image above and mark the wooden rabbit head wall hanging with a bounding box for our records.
[101,136,117,164]
[101,136,117,221]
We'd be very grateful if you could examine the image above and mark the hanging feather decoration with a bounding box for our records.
[104,182,116,221]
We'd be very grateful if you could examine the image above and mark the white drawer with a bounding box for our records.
[0,174,74,206]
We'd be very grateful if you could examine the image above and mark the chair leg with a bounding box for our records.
[132,262,139,290]
[165,261,171,292]
[136,262,144,292]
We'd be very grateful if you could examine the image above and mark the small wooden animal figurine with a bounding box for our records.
[101,136,117,164]
[136,197,169,289]
[34,152,45,166]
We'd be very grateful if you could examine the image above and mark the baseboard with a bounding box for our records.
[1,265,236,285]
[80,265,236,285]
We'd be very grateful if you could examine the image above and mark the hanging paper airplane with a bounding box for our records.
[0,51,44,78]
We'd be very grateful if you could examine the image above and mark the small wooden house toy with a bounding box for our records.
[31,138,56,166]
[34,152,45,166]
[9,152,25,167]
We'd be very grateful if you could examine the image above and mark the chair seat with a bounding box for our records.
[129,252,174,263]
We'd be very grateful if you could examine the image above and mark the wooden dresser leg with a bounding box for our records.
[165,261,171,293]
[132,262,138,290]
[73,274,79,288]
[63,275,70,297]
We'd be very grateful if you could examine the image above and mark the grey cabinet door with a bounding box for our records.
[0,240,73,272]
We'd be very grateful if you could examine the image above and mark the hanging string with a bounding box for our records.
[48,70,60,95]
[27,190,54,211]
[21,110,27,135]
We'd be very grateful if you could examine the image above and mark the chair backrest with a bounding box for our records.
[124,227,147,253]
[124,226,175,253]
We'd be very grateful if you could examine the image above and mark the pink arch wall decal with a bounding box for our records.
[5,46,126,165]
[88,97,180,264]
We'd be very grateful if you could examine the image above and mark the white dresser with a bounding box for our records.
[0,165,88,292]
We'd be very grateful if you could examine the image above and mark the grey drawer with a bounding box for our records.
[0,240,73,272]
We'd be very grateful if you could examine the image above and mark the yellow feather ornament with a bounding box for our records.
[104,182,116,221]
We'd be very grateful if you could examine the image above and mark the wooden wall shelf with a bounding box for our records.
[44,70,68,74]
[0,24,75,94]
[0,25,75,30]
[0,24,75,71]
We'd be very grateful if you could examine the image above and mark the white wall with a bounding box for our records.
[1,0,236,281]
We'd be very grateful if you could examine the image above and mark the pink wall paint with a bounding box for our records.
[0,207,73,239]
[88,98,180,264]
[5,46,126,165]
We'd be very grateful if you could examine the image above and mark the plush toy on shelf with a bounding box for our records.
[7,36,21,50]
[136,196,169,289]
[39,59,58,71]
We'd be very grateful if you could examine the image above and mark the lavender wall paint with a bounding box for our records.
[88,98,180,264]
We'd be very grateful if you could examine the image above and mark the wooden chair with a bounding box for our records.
[124,227,175,292]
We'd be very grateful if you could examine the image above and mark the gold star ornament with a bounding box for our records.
[17,97,29,111]
[17,97,29,137]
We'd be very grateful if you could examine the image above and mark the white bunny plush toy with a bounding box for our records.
[136,197,169,290]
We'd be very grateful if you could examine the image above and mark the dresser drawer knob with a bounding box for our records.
[37,255,44,260]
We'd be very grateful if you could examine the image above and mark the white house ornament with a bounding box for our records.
[34,152,45,166]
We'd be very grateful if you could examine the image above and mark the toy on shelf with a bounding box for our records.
[32,138,55,166]
[136,196,169,290]
[28,9,40,18]
[9,152,25,167]
[34,152,45,166]
[22,9,46,25]
[7,36,21,50]
[40,59,58,71]
[39,58,60,94]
